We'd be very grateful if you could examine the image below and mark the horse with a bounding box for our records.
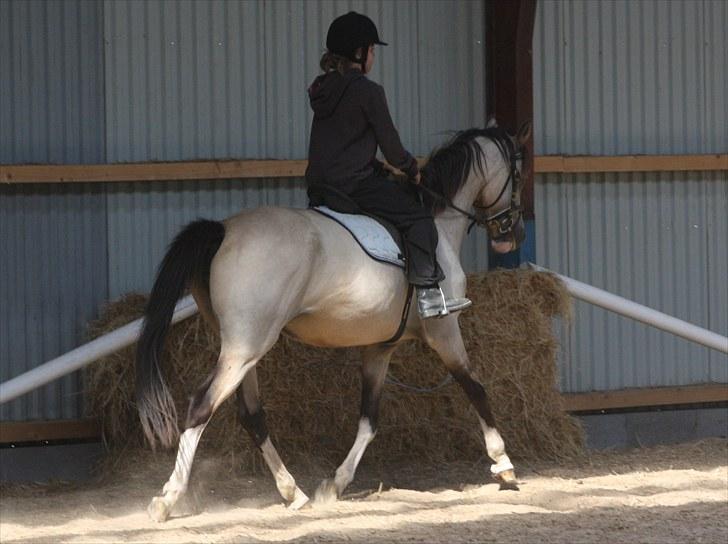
[136,119,532,522]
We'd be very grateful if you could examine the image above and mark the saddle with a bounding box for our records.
[308,183,406,269]
[312,206,405,268]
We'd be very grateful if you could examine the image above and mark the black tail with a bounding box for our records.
[136,219,225,449]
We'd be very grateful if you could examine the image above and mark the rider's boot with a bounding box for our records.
[416,285,472,319]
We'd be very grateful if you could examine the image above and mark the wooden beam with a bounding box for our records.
[561,384,728,413]
[536,154,728,174]
[0,418,101,444]
[1,154,727,184]
[486,0,537,220]
[0,160,309,183]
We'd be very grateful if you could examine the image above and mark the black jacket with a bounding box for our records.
[305,69,419,194]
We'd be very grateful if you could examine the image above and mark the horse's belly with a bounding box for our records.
[284,308,404,348]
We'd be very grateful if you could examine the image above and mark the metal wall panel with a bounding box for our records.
[534,0,724,156]
[103,0,489,296]
[103,0,485,161]
[533,0,728,392]
[0,0,105,163]
[0,1,108,421]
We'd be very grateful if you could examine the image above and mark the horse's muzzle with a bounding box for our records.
[489,216,525,254]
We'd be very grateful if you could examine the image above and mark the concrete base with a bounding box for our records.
[0,441,104,483]
[578,407,728,450]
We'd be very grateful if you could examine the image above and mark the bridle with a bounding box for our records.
[419,145,525,241]
[476,148,524,241]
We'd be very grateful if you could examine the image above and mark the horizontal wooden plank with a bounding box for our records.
[0,160,310,183]
[561,384,728,412]
[535,154,728,173]
[2,154,726,183]
[0,385,724,442]
[0,419,101,444]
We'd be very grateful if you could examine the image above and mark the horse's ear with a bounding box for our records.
[486,116,498,129]
[516,120,532,146]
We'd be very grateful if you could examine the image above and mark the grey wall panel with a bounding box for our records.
[536,172,727,393]
[0,0,105,163]
[103,0,486,161]
[706,171,728,383]
[533,0,727,392]
[0,1,108,421]
[0,184,108,421]
[534,0,726,155]
[705,0,727,154]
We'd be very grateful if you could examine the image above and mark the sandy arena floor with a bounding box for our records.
[1,438,726,543]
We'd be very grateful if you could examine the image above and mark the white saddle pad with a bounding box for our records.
[313,206,405,268]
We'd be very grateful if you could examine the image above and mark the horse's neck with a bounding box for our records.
[435,212,470,259]
[435,138,503,256]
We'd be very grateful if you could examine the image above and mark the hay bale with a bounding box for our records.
[85,270,582,472]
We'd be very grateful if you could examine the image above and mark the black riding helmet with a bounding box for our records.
[326,11,387,71]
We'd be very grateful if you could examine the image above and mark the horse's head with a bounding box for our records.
[476,118,531,254]
[420,119,532,253]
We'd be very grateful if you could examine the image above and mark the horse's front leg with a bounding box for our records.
[237,369,309,510]
[315,344,397,503]
[423,317,517,488]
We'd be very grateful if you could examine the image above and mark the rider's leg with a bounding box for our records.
[237,369,309,509]
[349,178,470,318]
[315,344,397,503]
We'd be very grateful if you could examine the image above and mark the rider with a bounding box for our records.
[305,11,471,319]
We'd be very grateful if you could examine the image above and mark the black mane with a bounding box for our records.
[420,127,515,213]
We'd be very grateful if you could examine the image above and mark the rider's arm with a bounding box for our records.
[363,84,419,180]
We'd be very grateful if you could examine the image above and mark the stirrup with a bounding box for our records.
[417,287,473,319]
[446,297,472,314]
[417,287,449,319]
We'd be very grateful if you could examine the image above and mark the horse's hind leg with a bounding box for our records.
[237,369,309,509]
[315,344,397,503]
[423,318,517,487]
[147,345,269,522]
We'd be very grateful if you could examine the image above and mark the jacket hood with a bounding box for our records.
[308,70,363,120]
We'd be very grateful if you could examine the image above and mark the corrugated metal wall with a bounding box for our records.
[102,0,489,297]
[534,0,728,392]
[1,0,488,421]
[0,0,107,420]
[3,0,725,422]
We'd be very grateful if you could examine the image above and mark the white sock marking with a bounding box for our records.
[335,418,375,492]
[479,419,513,474]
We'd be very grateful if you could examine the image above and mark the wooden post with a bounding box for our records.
[486,0,537,268]
[486,0,537,218]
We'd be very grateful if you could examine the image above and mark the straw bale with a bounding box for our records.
[85,270,582,472]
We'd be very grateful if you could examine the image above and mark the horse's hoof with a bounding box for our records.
[493,469,520,491]
[288,488,310,511]
[314,478,339,505]
[147,497,170,523]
